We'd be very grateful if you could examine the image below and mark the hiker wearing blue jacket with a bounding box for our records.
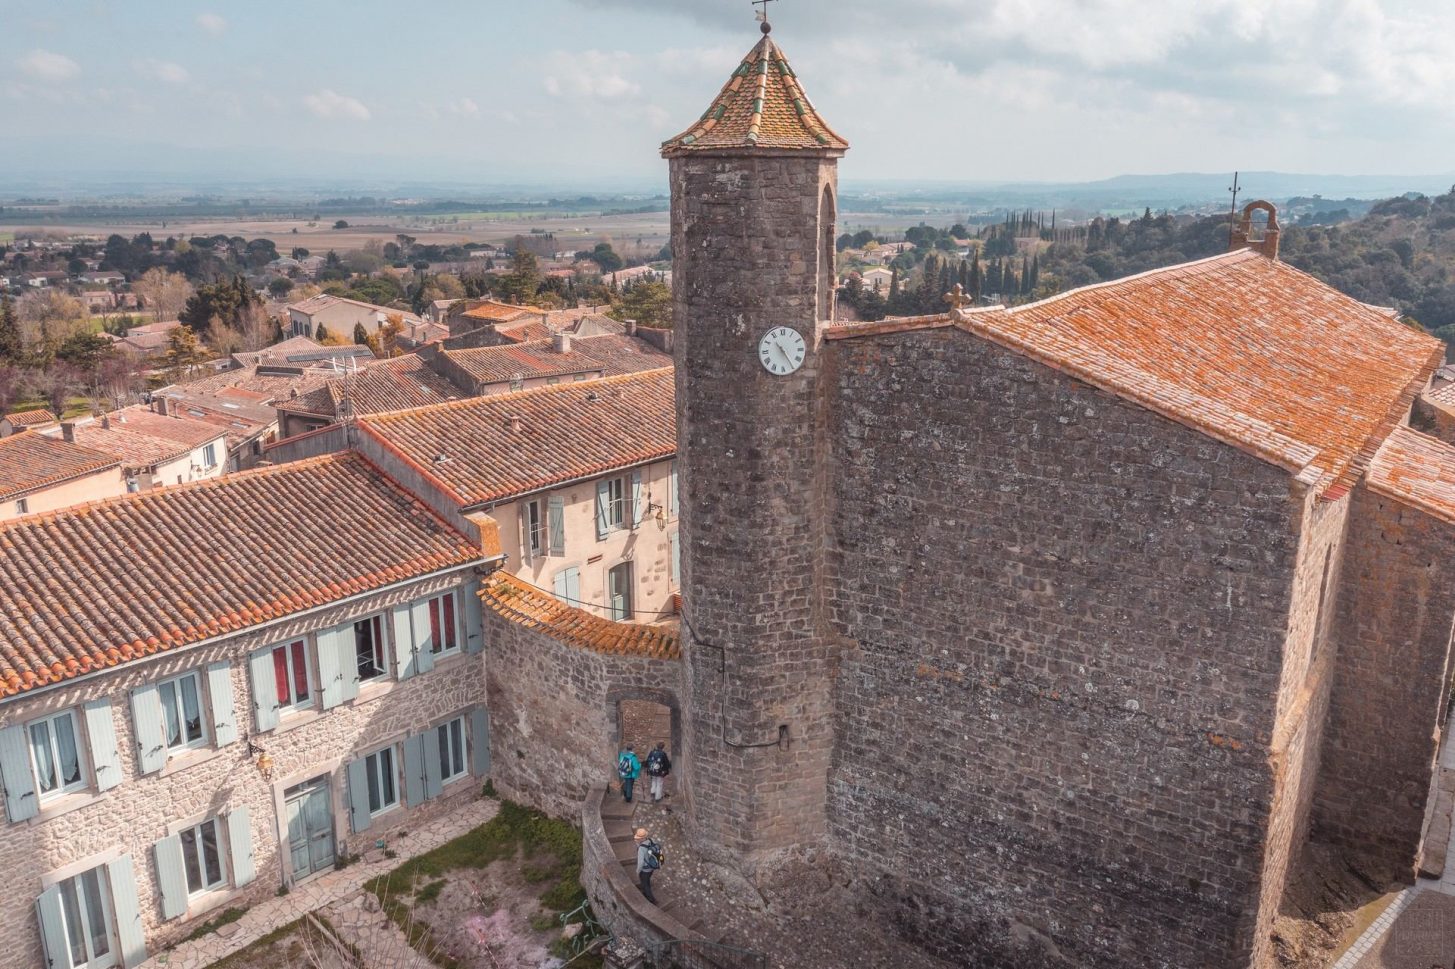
[617,745,642,802]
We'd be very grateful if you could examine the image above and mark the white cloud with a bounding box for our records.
[196,13,227,35]
[134,59,189,84]
[303,89,371,121]
[16,49,79,81]
[449,97,481,118]
[544,50,640,100]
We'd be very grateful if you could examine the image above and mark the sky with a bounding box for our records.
[2,0,1454,190]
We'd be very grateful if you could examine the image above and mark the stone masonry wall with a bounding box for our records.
[823,327,1301,969]
[670,150,842,862]
[1314,484,1455,884]
[0,567,488,969]
[482,609,681,821]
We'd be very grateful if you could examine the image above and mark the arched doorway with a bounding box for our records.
[608,688,681,803]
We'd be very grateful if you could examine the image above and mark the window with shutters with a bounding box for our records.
[605,477,628,530]
[51,867,116,969]
[436,717,467,785]
[425,593,459,656]
[552,566,581,606]
[608,562,633,621]
[28,710,87,801]
[365,746,399,816]
[524,499,547,557]
[271,640,312,712]
[353,614,388,683]
[158,672,208,753]
[180,819,226,895]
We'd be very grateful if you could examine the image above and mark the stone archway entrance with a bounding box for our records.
[609,689,682,804]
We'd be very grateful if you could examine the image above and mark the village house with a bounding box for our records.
[858,265,893,292]
[106,320,181,359]
[60,402,229,492]
[285,294,426,340]
[0,431,126,520]
[272,354,464,439]
[151,388,280,473]
[429,330,671,397]
[0,408,59,437]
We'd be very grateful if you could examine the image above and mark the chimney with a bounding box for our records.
[1229,200,1281,260]
[101,414,110,430]
[553,331,572,354]
[61,422,75,443]
[624,319,638,336]
[153,397,172,417]
[507,414,523,434]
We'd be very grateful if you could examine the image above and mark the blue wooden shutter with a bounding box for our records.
[0,724,37,822]
[154,835,188,920]
[470,708,491,778]
[248,648,279,731]
[206,662,238,747]
[317,627,346,710]
[338,627,361,703]
[227,806,255,887]
[553,570,570,602]
[83,699,122,792]
[670,460,679,518]
[548,497,566,556]
[595,480,610,540]
[346,759,371,833]
[391,605,416,681]
[129,684,167,774]
[423,728,443,800]
[411,600,435,674]
[670,532,680,587]
[566,567,581,605]
[36,885,68,968]
[402,735,426,807]
[631,470,644,528]
[106,854,148,967]
[463,580,485,655]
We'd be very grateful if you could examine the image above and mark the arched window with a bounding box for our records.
[818,184,837,323]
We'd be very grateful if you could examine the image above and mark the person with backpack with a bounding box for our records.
[634,827,663,904]
[645,741,672,802]
[617,745,642,802]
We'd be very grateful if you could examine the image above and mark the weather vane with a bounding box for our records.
[753,0,776,33]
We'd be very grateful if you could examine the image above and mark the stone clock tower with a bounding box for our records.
[662,22,848,864]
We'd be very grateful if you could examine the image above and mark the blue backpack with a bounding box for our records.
[617,753,634,778]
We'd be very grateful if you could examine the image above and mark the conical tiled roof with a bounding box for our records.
[661,30,848,156]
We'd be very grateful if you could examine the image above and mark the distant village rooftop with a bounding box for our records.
[0,431,119,502]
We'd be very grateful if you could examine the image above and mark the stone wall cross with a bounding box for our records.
[944,284,972,312]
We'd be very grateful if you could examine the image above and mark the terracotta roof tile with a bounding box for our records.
[662,32,847,155]
[462,300,541,323]
[358,368,675,507]
[282,355,463,418]
[827,250,1442,496]
[1366,425,1455,524]
[478,572,679,660]
[442,334,672,387]
[177,364,338,402]
[0,433,120,501]
[68,407,227,471]
[4,408,58,428]
[0,452,483,697]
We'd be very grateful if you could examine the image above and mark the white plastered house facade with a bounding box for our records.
[0,566,493,969]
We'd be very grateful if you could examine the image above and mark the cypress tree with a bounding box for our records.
[0,297,20,361]
[969,252,983,299]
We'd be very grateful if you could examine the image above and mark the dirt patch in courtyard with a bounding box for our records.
[1273,841,1390,968]
[206,918,353,969]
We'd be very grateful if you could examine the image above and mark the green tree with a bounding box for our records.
[270,318,285,344]
[353,322,370,346]
[591,242,624,272]
[55,332,116,372]
[159,326,210,379]
[609,279,672,329]
[0,298,20,361]
[314,322,332,342]
[178,275,260,335]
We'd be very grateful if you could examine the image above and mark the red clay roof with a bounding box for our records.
[281,354,462,419]
[662,31,847,155]
[4,408,58,428]
[1366,425,1455,524]
[68,406,227,470]
[827,250,1443,496]
[441,334,671,387]
[359,367,675,507]
[0,452,484,697]
[478,572,679,660]
[0,432,120,501]
[462,300,541,323]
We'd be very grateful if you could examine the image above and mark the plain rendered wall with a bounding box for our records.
[0,466,127,521]
[1315,485,1455,885]
[497,459,678,622]
[0,567,485,969]
[135,439,227,491]
[824,327,1300,969]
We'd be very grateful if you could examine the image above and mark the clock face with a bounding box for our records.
[758,326,807,376]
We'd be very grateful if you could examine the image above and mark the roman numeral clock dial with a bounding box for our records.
[758,326,807,375]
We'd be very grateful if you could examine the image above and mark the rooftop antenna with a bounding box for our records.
[752,0,776,33]
[1227,171,1241,247]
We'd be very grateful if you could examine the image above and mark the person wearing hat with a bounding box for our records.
[617,744,642,803]
[634,827,662,904]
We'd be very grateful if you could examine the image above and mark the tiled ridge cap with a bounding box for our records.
[478,572,681,660]
[353,421,471,508]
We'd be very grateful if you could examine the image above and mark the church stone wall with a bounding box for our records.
[1315,484,1455,884]
[822,327,1301,969]
[483,611,681,820]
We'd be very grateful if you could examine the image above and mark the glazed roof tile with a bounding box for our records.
[0,452,483,697]
[283,354,462,418]
[478,572,679,660]
[662,32,847,155]
[827,250,1442,496]
[4,408,58,428]
[0,432,120,501]
[1366,425,1455,524]
[359,367,675,507]
[442,334,672,386]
